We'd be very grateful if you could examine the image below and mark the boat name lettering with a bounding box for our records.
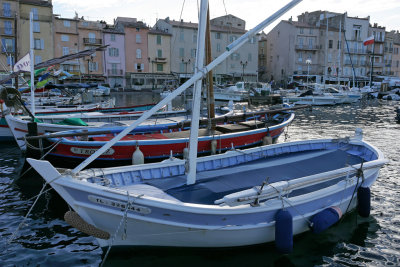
[71,147,115,155]
[88,195,151,214]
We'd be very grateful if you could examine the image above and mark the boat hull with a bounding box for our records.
[45,113,294,163]
[27,136,386,248]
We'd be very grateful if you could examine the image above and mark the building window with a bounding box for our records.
[328,40,333,49]
[3,3,11,17]
[328,53,332,63]
[136,34,141,43]
[109,47,119,57]
[191,48,196,58]
[88,33,96,43]
[33,22,40,32]
[216,43,221,52]
[215,32,221,39]
[61,35,69,42]
[353,25,361,40]
[62,47,69,56]
[157,49,162,58]
[337,40,341,49]
[110,34,116,41]
[248,53,252,62]
[35,55,42,64]
[230,53,240,61]
[135,63,144,71]
[63,20,70,27]
[308,38,313,48]
[309,28,313,34]
[34,38,44,50]
[31,8,38,20]
[136,49,142,59]
[89,61,98,72]
[111,63,118,74]
[229,35,237,42]
[299,28,304,34]
[1,38,14,52]
[82,21,89,27]
[157,64,163,72]
[298,37,303,47]
[4,21,12,35]
[179,47,184,57]
[179,29,184,42]
[298,52,303,62]
[179,62,185,73]
[156,35,162,45]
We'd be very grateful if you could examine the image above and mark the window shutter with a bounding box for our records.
[135,64,137,70]
[141,63,144,70]
[41,39,44,49]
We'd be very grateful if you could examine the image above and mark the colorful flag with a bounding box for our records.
[34,68,46,76]
[13,53,30,72]
[36,79,49,88]
[363,35,375,46]
[38,72,50,81]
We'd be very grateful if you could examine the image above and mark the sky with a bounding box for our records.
[52,0,400,32]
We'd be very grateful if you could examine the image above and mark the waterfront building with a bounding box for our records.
[53,16,80,75]
[390,31,400,77]
[102,24,125,88]
[76,17,105,83]
[115,17,149,89]
[368,23,386,77]
[18,0,53,82]
[147,28,175,90]
[265,11,374,87]
[0,0,18,78]
[156,14,258,85]
[258,31,268,82]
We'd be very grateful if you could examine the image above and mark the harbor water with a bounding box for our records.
[0,92,399,266]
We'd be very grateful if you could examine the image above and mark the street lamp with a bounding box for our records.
[240,60,247,82]
[306,59,312,86]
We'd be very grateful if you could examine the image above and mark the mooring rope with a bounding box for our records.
[19,139,62,179]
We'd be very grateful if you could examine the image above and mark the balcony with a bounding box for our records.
[346,48,367,54]
[107,69,124,76]
[83,38,102,45]
[0,9,15,18]
[154,57,167,63]
[20,13,52,22]
[295,45,319,51]
[0,27,14,36]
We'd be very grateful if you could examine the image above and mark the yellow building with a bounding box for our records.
[53,16,80,74]
[148,29,171,74]
[77,18,105,82]
[18,0,53,66]
[0,0,18,76]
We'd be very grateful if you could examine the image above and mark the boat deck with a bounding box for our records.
[139,146,364,205]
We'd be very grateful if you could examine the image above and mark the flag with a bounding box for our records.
[13,53,30,72]
[363,35,375,46]
[36,79,49,88]
[34,68,46,76]
[38,72,50,82]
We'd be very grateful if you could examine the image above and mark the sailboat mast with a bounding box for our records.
[186,0,208,185]
[70,0,302,175]
[206,6,215,127]
[29,12,35,116]
[338,18,341,85]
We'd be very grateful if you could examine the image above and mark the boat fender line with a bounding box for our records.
[183,147,189,159]
[275,209,293,254]
[357,187,371,217]
[310,207,342,234]
[263,129,272,145]
[132,142,144,165]
[211,140,217,155]
[64,211,111,240]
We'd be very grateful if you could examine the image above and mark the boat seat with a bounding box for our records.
[215,124,251,133]
[238,120,265,129]
[119,184,182,203]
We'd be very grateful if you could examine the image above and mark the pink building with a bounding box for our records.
[103,26,125,88]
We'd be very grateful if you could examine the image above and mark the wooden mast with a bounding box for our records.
[205,6,215,131]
